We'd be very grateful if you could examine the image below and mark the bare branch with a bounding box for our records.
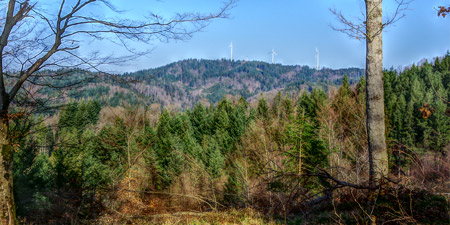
[0,0,33,99]
[384,0,412,27]
[330,0,412,40]
[329,8,367,40]
[0,0,236,110]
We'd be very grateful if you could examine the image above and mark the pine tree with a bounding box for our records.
[153,109,187,189]
[58,102,78,130]
[429,72,450,153]
[402,97,415,147]
[410,78,427,146]
[54,128,81,189]
[256,95,270,121]
[286,98,328,176]
[86,100,101,125]
[202,135,224,178]
[272,91,282,118]
[190,103,210,142]
[341,74,351,96]
[281,93,293,120]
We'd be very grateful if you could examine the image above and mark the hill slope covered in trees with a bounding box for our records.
[65,59,363,108]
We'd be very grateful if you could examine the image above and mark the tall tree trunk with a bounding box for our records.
[365,0,388,185]
[0,112,15,225]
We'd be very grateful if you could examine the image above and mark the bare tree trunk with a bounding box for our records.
[365,0,388,185]
[0,112,15,225]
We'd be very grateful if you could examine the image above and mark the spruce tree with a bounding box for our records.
[256,95,270,121]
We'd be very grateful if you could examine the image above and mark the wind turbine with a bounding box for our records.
[230,42,233,62]
[315,48,319,71]
[271,49,277,64]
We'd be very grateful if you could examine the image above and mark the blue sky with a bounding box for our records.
[95,0,450,73]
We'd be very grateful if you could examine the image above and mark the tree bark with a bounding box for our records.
[365,0,388,185]
[0,112,15,225]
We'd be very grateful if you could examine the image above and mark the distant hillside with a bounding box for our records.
[65,59,364,108]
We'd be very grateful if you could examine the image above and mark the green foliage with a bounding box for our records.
[223,168,244,206]
[190,103,212,142]
[384,55,450,148]
[58,100,101,132]
[12,54,450,223]
[286,92,328,175]
[12,118,55,216]
[256,95,270,121]
[202,135,224,178]
[129,59,362,105]
[382,54,450,173]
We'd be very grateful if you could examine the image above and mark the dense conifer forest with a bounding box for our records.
[11,54,450,224]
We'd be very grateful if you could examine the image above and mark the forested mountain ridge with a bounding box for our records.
[68,59,363,108]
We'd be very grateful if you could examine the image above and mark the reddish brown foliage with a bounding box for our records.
[438,6,450,18]
[419,103,434,119]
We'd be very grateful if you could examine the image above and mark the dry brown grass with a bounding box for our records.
[94,208,276,225]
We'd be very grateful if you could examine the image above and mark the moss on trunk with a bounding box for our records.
[0,118,16,225]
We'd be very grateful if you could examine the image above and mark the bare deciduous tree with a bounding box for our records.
[330,0,411,186]
[0,0,235,224]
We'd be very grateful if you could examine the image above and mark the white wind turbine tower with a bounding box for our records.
[271,49,277,64]
[315,48,319,71]
[230,42,233,62]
